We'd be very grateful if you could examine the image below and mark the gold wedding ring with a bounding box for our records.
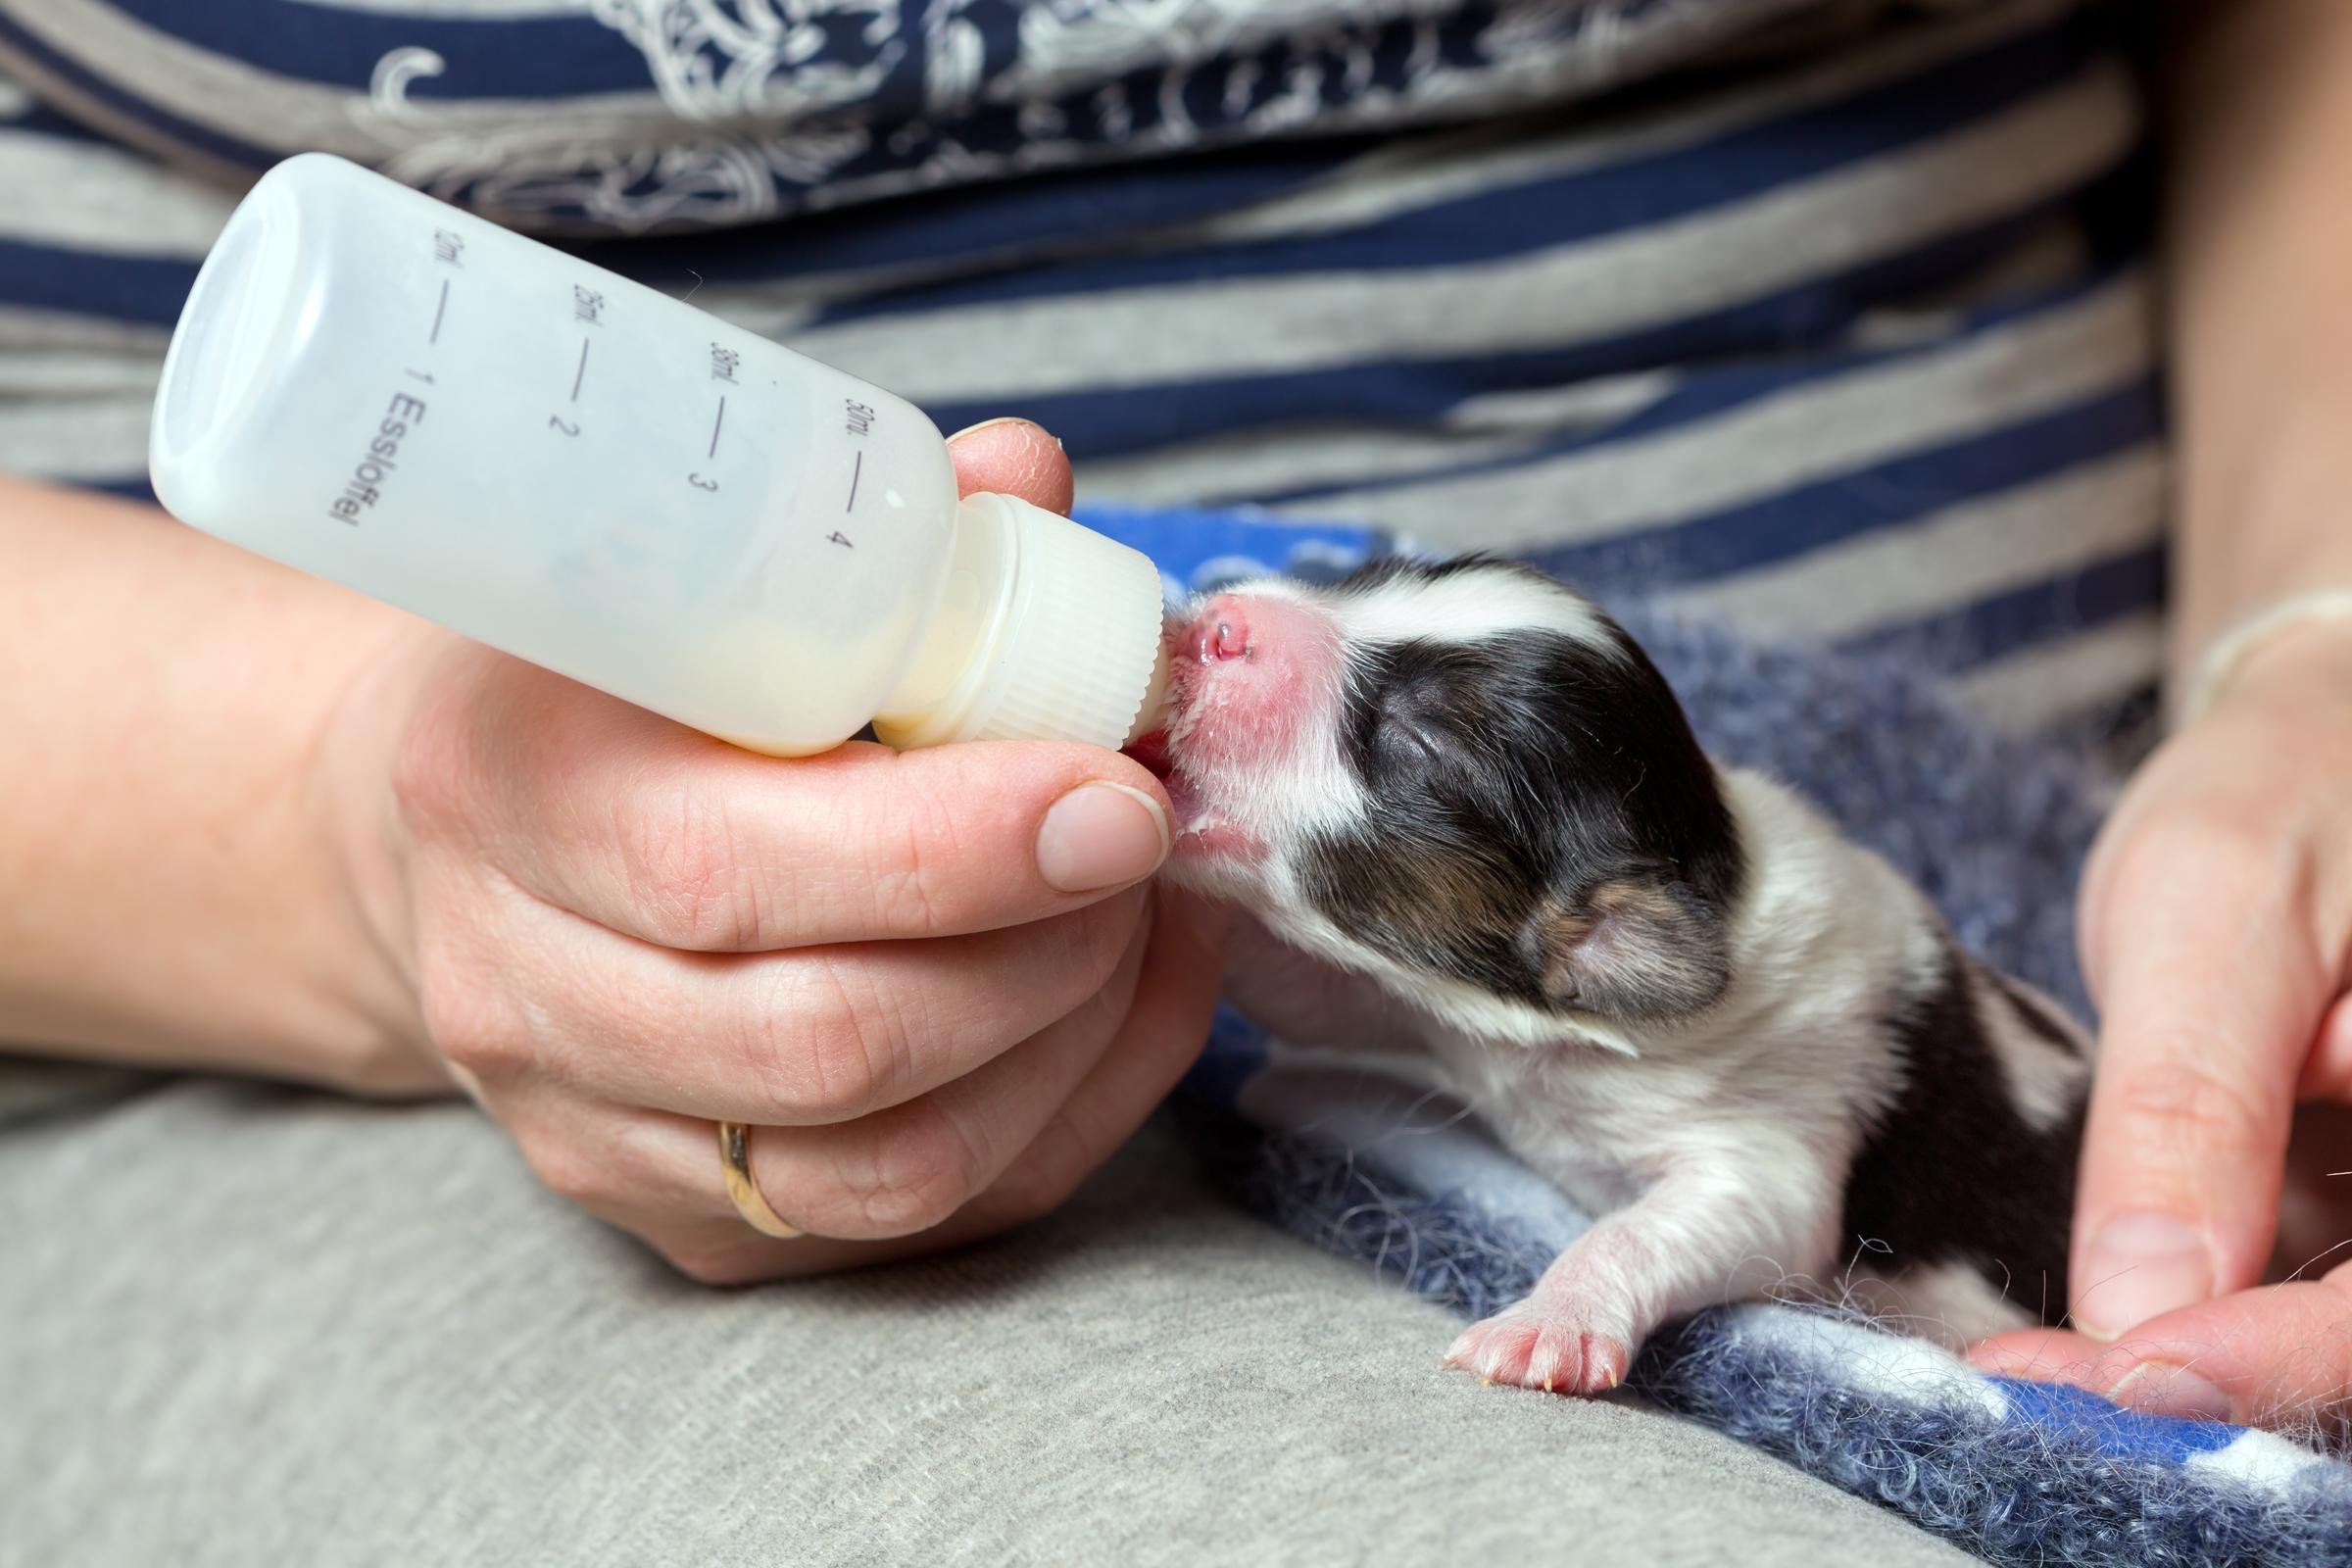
[716,1121,803,1239]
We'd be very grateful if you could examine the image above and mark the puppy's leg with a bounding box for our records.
[1446,1147,1843,1395]
[1221,917,1432,1059]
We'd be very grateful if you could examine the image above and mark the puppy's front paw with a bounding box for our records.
[1444,1302,1633,1396]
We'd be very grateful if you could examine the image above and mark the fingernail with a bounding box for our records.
[1037,782,1169,892]
[2076,1211,2214,1339]
[2107,1360,2234,1422]
[946,416,1027,444]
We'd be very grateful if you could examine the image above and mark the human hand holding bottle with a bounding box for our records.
[0,419,1228,1283]
[343,418,1228,1280]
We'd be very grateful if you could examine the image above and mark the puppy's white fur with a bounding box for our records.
[1205,766,2076,1385]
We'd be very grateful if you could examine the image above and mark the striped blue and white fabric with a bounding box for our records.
[0,0,2163,752]
[1,0,2267,1559]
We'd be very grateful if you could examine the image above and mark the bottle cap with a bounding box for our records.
[873,493,1171,751]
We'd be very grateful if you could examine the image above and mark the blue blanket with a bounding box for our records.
[1079,502,2352,1568]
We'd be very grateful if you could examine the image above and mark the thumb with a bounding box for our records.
[2071,809,2326,1339]
[946,417,1072,515]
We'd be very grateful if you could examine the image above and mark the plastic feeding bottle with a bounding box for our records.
[147,153,1169,757]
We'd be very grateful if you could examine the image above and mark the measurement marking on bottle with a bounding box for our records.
[406,368,435,385]
[570,339,591,402]
[708,396,726,459]
[428,279,450,345]
[846,451,862,513]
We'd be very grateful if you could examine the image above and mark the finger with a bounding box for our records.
[946,417,1072,514]
[723,898,1153,1240]
[1969,1327,2110,1381]
[421,663,1170,947]
[2001,1260,2352,1427]
[974,886,1233,1224]
[509,1101,1022,1285]
[2071,806,2327,1336]
[592,888,1228,1285]
[459,878,1148,1125]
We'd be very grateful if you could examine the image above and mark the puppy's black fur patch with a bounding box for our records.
[1298,561,1743,1021]
[1843,940,2082,1321]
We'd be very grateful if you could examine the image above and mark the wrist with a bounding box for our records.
[305,617,457,1095]
[0,482,450,1094]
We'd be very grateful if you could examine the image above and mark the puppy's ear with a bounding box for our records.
[1524,876,1731,1022]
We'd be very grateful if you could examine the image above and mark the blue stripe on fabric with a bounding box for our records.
[1074,503,1391,597]
[812,18,2108,323]
[920,195,2098,462]
[588,142,1361,288]
[0,236,196,325]
[1836,543,2169,674]
[0,17,279,171]
[1178,1004,1276,1113]
[0,95,103,143]
[1988,1378,2242,1463]
[1252,269,2140,511]
[87,474,157,503]
[67,0,655,97]
[1529,379,2162,590]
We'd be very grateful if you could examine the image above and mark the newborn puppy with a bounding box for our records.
[1130,558,2091,1395]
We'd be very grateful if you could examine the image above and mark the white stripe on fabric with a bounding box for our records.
[1650,448,2164,644]
[0,305,172,355]
[776,67,2139,402]
[1721,1302,2011,1415]
[0,345,167,397]
[1951,612,2165,733]
[1071,369,1682,508]
[1263,273,2152,551]
[1240,1052,1592,1252]
[0,389,151,481]
[2186,1430,2352,1497]
[0,127,235,255]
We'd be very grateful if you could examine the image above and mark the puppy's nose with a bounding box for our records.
[1194,596,1251,662]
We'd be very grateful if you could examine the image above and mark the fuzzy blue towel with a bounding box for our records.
[1076,502,2352,1568]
